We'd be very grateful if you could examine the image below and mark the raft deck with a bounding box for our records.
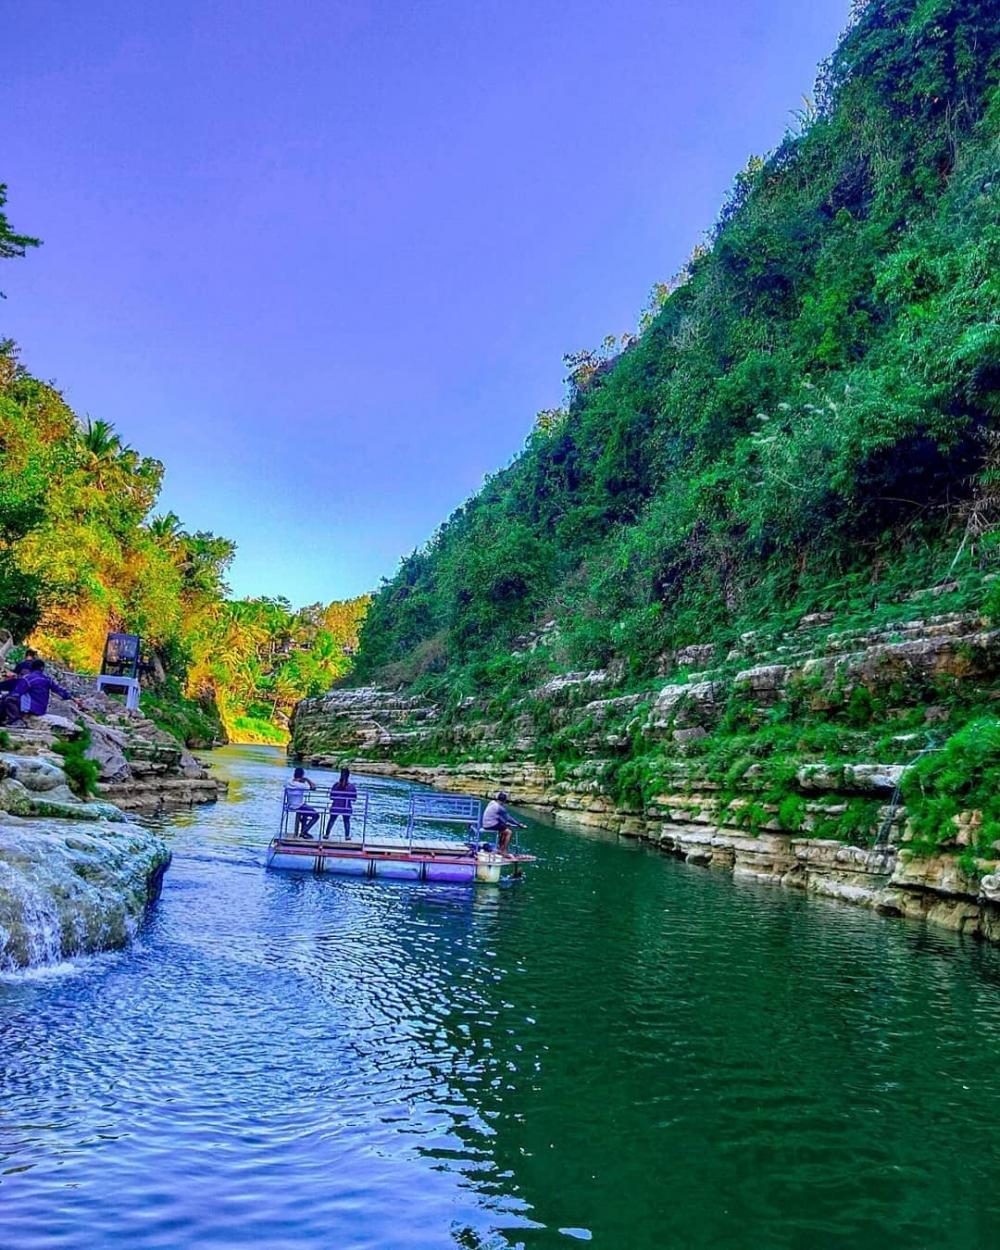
[266,788,534,883]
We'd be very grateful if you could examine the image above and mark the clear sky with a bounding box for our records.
[3,0,849,606]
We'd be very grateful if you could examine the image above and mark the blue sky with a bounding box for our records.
[3,0,849,605]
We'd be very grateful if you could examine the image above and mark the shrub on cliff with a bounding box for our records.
[354,0,1000,693]
[901,719,1000,856]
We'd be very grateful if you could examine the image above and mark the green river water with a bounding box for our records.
[1,744,999,1248]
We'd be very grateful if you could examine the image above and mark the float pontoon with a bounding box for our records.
[266,787,534,883]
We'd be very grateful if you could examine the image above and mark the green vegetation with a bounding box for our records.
[139,678,225,749]
[0,331,367,745]
[331,1,1000,856]
[356,0,1000,699]
[902,718,1000,855]
[52,728,100,798]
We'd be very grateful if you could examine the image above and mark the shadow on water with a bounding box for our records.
[1,744,1000,1248]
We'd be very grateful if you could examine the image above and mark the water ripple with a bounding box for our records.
[1,746,1000,1248]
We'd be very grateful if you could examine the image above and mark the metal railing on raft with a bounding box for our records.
[405,793,482,851]
[280,785,370,845]
[279,788,498,855]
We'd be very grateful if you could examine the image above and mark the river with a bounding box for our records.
[2,744,1000,1248]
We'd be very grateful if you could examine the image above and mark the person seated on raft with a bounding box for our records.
[285,766,320,838]
[0,659,79,726]
[481,790,526,855]
[326,766,358,839]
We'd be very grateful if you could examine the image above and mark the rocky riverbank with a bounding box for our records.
[1,672,223,814]
[290,595,1000,943]
[0,749,170,971]
[0,654,219,970]
[331,757,1000,941]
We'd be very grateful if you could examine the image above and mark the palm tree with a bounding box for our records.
[81,418,133,489]
[149,511,183,543]
[82,417,122,457]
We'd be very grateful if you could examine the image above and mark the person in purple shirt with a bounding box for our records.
[326,766,358,839]
[481,790,527,855]
[0,659,78,725]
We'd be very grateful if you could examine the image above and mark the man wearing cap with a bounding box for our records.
[481,790,526,855]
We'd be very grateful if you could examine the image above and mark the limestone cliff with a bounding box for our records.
[291,593,1000,942]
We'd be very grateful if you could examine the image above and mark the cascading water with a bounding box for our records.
[0,859,63,969]
[0,819,169,972]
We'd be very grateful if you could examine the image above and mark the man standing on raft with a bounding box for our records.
[481,790,527,855]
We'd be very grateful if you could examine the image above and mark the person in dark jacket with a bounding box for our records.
[12,648,37,676]
[481,790,527,855]
[0,679,19,725]
[0,659,78,725]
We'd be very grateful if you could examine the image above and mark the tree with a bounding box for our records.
[81,418,125,483]
[149,511,183,543]
[0,184,39,295]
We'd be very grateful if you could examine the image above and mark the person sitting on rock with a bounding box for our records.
[285,766,319,838]
[11,648,38,677]
[481,790,526,856]
[326,766,358,839]
[0,659,78,725]
[0,676,21,725]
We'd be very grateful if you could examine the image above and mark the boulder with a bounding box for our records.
[890,850,987,900]
[980,873,1000,907]
[0,778,34,817]
[796,763,906,795]
[646,681,722,732]
[674,644,716,669]
[84,727,130,783]
[0,754,66,792]
[0,816,169,970]
[178,748,209,778]
[797,612,834,631]
[734,664,789,697]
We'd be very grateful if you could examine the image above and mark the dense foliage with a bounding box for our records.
[356,0,1000,696]
[0,340,367,744]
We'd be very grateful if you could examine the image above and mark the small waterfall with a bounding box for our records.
[0,821,169,972]
[865,738,940,871]
[0,861,63,970]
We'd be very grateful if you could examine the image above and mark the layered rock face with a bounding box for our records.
[290,686,440,762]
[291,600,1000,942]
